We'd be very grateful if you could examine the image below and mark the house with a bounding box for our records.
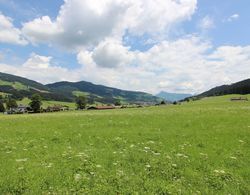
[7,104,31,114]
[87,105,115,110]
[230,97,248,101]
[45,105,70,112]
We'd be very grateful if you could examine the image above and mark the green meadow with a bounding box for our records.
[0,95,249,194]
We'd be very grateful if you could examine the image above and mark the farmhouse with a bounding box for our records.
[45,105,69,112]
[87,105,115,110]
[230,97,248,101]
[7,104,31,114]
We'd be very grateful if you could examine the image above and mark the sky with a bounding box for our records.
[0,0,250,95]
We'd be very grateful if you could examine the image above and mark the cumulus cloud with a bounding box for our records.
[1,39,250,94]
[0,53,80,84]
[92,39,134,68]
[2,1,249,95]
[22,0,197,49]
[0,13,27,45]
[23,53,52,69]
[77,37,250,94]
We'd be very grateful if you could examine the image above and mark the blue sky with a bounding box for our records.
[0,0,249,94]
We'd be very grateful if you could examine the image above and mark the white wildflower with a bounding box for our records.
[172,164,177,168]
[74,174,81,182]
[16,158,28,162]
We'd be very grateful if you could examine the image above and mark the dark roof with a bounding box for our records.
[88,106,115,110]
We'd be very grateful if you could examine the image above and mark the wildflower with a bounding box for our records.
[16,158,28,162]
[153,152,161,156]
[172,164,177,168]
[46,163,53,168]
[214,169,225,174]
[74,174,81,182]
[145,164,151,168]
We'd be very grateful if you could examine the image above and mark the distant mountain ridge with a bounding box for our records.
[47,81,161,104]
[0,72,161,104]
[156,91,192,102]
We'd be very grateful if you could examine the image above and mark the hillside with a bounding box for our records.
[0,72,70,101]
[198,79,250,97]
[156,91,191,102]
[47,81,162,104]
[0,72,161,104]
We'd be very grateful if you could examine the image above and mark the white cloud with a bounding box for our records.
[199,15,214,30]
[77,37,250,94]
[227,14,239,22]
[1,1,249,95]
[22,0,197,49]
[0,53,80,84]
[92,39,134,68]
[0,13,27,45]
[23,53,52,69]
[1,40,250,94]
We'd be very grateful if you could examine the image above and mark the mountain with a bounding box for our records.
[156,91,192,102]
[0,72,71,101]
[47,81,162,104]
[0,72,161,104]
[197,79,250,97]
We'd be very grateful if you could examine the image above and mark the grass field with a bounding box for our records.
[18,98,76,109]
[0,95,249,194]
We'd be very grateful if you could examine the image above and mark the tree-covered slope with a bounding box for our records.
[198,79,250,97]
[47,81,162,104]
[0,72,161,104]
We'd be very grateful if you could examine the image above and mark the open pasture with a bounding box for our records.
[0,95,249,194]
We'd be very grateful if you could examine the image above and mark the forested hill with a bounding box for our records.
[198,79,250,97]
[47,81,162,104]
[0,72,161,104]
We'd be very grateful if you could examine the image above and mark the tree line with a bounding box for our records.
[0,94,91,114]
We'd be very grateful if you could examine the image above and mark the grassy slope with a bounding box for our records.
[0,95,249,194]
[18,98,76,109]
[0,79,28,91]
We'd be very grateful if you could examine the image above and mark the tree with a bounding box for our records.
[0,101,5,113]
[29,94,42,113]
[6,98,18,110]
[160,100,166,105]
[76,96,87,110]
[114,99,121,106]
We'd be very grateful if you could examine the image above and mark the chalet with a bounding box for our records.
[45,105,69,112]
[230,97,248,101]
[7,104,31,114]
[87,106,115,110]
